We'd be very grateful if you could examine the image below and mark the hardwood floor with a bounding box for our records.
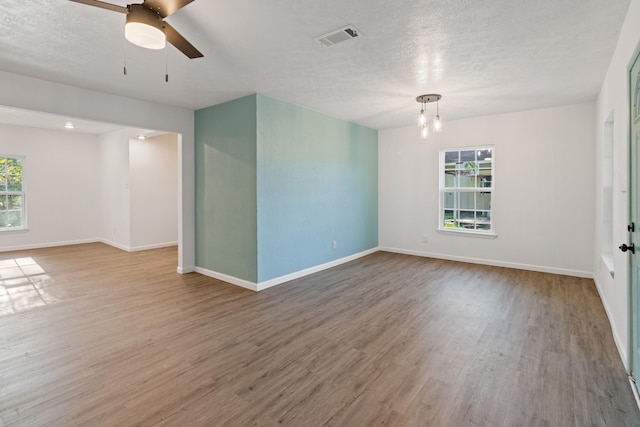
[0,243,638,426]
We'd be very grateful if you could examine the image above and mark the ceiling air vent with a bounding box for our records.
[315,25,360,47]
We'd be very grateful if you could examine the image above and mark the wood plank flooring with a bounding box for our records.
[0,243,638,426]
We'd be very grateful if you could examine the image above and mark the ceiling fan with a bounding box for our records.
[69,0,203,58]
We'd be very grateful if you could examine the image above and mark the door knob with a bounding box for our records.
[619,243,635,254]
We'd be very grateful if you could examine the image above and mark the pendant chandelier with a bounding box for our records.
[416,94,442,139]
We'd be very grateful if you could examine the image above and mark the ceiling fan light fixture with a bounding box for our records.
[125,4,166,50]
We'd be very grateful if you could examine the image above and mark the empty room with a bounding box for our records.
[1,0,640,425]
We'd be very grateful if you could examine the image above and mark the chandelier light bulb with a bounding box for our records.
[434,115,442,132]
[421,124,429,140]
[418,109,426,127]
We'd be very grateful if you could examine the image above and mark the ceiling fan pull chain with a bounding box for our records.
[165,47,169,82]
[123,37,128,76]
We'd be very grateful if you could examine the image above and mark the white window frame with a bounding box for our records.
[438,146,496,238]
[0,155,27,232]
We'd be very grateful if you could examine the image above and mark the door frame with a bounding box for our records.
[627,40,640,388]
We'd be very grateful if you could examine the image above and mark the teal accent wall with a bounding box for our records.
[195,95,258,282]
[256,95,378,282]
[195,94,378,285]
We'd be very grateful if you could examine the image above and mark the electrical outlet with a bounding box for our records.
[332,240,337,250]
[422,236,429,244]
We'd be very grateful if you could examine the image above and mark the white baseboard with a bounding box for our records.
[177,266,195,274]
[257,247,380,291]
[99,239,177,253]
[99,239,130,252]
[1,239,179,254]
[194,267,258,291]
[630,376,640,411]
[195,247,380,292]
[0,238,99,252]
[379,246,594,279]
[593,274,628,370]
[129,242,178,252]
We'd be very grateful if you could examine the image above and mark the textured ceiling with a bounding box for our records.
[0,0,632,130]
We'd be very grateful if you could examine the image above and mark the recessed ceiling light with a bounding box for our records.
[137,134,147,140]
[64,121,75,129]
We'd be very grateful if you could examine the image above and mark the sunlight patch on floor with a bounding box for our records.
[0,257,58,316]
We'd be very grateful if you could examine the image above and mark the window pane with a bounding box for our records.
[443,209,457,228]
[444,192,456,209]
[479,170,492,188]
[0,195,5,210]
[0,211,6,228]
[0,174,5,192]
[477,211,491,221]
[7,157,22,173]
[478,160,492,169]
[7,175,22,191]
[446,170,479,188]
[477,148,492,161]
[444,151,459,164]
[459,210,475,229]
[477,211,491,229]
[5,210,22,228]
[458,173,477,188]
[444,171,458,188]
[8,195,22,210]
[477,193,491,210]
[460,150,475,162]
[459,210,475,220]
[0,158,5,174]
[459,192,475,210]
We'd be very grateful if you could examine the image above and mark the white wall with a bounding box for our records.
[594,0,640,368]
[99,129,131,249]
[0,71,195,272]
[0,123,100,250]
[379,102,595,277]
[0,125,178,253]
[130,134,178,249]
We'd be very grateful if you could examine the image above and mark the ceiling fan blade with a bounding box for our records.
[68,0,127,13]
[164,22,203,58]
[142,0,194,18]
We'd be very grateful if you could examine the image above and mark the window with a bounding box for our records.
[440,147,494,234]
[0,156,25,230]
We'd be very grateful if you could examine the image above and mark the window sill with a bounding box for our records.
[0,227,29,234]
[437,228,497,239]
